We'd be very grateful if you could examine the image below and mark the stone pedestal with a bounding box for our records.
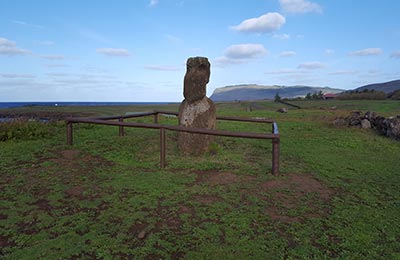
[178,57,216,155]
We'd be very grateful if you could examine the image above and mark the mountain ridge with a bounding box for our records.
[353,79,400,94]
[210,84,342,101]
[209,80,400,101]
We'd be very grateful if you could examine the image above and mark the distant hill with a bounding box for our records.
[210,84,343,101]
[353,79,400,94]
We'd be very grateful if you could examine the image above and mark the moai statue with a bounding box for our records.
[178,57,216,155]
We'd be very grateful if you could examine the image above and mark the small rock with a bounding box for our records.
[331,106,337,110]
[348,111,362,126]
[365,111,377,120]
[361,119,371,129]
[384,116,400,140]
[333,118,347,127]
[138,230,146,239]
[277,108,288,113]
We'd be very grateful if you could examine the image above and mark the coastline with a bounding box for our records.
[0,102,178,109]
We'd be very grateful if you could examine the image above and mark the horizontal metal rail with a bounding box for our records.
[91,110,276,124]
[66,111,280,175]
[66,117,279,139]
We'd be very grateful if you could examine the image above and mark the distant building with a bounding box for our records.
[323,93,337,100]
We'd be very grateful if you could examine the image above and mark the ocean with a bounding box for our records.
[0,102,175,109]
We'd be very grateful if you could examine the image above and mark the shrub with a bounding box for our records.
[387,89,400,100]
[337,90,386,100]
[0,120,56,141]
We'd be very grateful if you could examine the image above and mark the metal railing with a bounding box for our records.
[66,110,280,175]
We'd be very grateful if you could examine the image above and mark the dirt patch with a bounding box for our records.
[193,194,223,204]
[259,173,334,201]
[257,173,335,223]
[49,149,114,172]
[129,222,149,239]
[64,186,87,200]
[30,198,54,211]
[193,171,256,186]
[60,150,81,160]
[0,234,16,249]
[178,205,195,216]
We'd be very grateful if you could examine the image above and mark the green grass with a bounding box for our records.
[1,100,399,259]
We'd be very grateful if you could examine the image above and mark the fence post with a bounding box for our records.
[272,138,280,175]
[154,112,159,124]
[160,127,166,168]
[67,121,73,145]
[119,117,124,136]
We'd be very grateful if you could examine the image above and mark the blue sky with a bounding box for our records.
[0,0,399,102]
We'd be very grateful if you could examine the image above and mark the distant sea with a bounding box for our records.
[0,102,175,109]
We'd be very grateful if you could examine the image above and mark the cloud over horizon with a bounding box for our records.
[349,48,383,56]
[279,0,322,14]
[279,51,296,57]
[0,37,30,56]
[144,65,180,71]
[297,61,325,69]
[231,12,286,34]
[215,44,268,67]
[390,51,400,58]
[41,55,65,60]
[96,48,131,57]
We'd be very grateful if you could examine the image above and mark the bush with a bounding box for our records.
[0,120,55,141]
[387,89,400,100]
[337,90,386,100]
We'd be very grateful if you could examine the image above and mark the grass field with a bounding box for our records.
[1,100,400,259]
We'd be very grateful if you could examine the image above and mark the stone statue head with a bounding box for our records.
[183,57,210,102]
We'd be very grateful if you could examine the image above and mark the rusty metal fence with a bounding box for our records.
[66,110,280,175]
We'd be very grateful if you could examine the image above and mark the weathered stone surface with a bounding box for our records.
[361,119,371,129]
[383,116,400,140]
[178,57,216,155]
[333,111,400,141]
[333,118,347,127]
[365,111,377,120]
[183,57,210,102]
[348,111,362,126]
[178,97,216,155]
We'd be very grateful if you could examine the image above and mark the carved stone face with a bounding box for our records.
[183,57,210,102]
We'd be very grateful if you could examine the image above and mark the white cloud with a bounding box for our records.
[279,51,296,57]
[214,44,267,67]
[349,48,382,56]
[297,62,325,69]
[96,48,131,57]
[41,55,65,60]
[149,0,159,7]
[328,70,358,75]
[0,73,36,78]
[325,49,334,54]
[390,51,400,58]
[279,0,322,14]
[225,44,267,59]
[231,12,285,33]
[144,65,180,71]
[213,56,246,67]
[273,33,290,40]
[265,69,309,75]
[0,37,30,56]
[45,64,68,68]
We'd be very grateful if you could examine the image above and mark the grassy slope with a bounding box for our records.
[1,100,399,259]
